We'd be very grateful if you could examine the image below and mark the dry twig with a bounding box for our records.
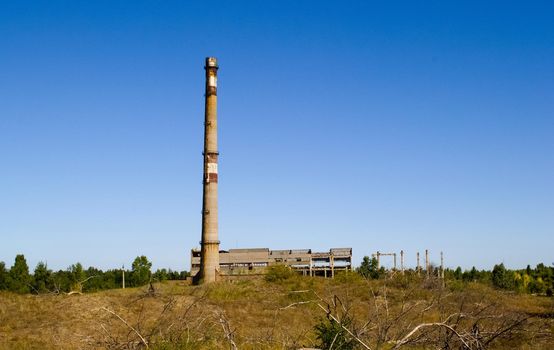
[101,307,149,348]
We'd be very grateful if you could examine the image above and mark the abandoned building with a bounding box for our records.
[190,247,352,278]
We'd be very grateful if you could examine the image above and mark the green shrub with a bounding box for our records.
[264,265,295,282]
[314,316,355,350]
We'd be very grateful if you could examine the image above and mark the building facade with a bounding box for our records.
[190,247,352,278]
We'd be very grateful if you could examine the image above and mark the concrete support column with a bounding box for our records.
[425,249,430,278]
[400,250,404,275]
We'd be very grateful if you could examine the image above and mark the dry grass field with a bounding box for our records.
[0,272,553,349]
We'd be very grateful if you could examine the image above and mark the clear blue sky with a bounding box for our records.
[1,1,553,272]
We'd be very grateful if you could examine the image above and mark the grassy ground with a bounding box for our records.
[0,273,552,349]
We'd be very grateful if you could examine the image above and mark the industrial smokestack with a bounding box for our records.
[197,57,220,284]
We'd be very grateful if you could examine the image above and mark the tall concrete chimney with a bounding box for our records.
[198,57,220,284]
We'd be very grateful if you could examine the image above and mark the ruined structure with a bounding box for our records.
[191,248,352,278]
[195,57,220,284]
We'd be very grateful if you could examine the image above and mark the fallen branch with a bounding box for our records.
[279,300,314,310]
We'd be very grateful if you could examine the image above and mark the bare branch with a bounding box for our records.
[315,302,372,350]
[392,322,472,349]
[216,310,238,350]
[279,300,314,310]
[101,307,149,348]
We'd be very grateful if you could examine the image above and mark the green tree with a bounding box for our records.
[463,266,478,282]
[513,272,523,292]
[9,254,31,293]
[0,261,8,290]
[153,268,169,282]
[453,266,462,280]
[32,262,53,293]
[69,263,86,283]
[357,256,380,279]
[528,276,547,294]
[492,263,514,290]
[131,256,152,286]
[68,263,87,292]
[51,270,72,293]
[179,270,191,280]
[83,266,105,292]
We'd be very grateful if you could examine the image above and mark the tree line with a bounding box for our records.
[357,256,554,296]
[0,254,190,294]
[2,253,552,296]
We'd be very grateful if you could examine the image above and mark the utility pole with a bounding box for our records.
[122,265,125,289]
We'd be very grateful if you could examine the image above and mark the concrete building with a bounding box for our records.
[191,247,352,278]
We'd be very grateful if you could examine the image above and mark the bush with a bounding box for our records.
[264,265,295,282]
[314,316,355,350]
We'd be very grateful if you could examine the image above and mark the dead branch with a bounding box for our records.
[279,300,314,310]
[101,307,149,348]
[391,322,472,349]
[482,315,530,346]
[314,302,372,350]
[216,310,238,350]
[79,275,98,284]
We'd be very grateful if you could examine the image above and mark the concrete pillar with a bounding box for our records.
[425,249,429,278]
[376,251,381,269]
[198,57,220,284]
[400,250,404,275]
[331,255,335,278]
[393,253,397,270]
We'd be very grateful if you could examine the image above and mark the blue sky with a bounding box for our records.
[1,1,553,272]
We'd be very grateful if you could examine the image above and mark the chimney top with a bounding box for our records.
[205,57,218,68]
